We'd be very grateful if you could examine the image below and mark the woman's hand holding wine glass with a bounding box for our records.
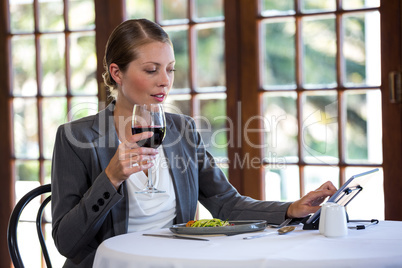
[132,103,167,194]
[105,131,159,190]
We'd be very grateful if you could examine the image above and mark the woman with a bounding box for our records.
[51,19,336,267]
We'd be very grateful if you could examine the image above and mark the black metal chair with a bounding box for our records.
[7,184,52,268]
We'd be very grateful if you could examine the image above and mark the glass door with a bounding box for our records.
[7,0,98,266]
[259,0,383,220]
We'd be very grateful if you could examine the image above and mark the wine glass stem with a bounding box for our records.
[147,160,155,189]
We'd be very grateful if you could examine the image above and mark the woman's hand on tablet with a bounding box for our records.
[286,181,337,218]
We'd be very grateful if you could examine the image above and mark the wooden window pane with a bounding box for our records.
[16,184,51,264]
[343,0,380,10]
[70,32,97,95]
[345,167,384,220]
[43,194,52,222]
[265,166,300,201]
[70,96,99,120]
[219,164,228,177]
[41,34,66,95]
[343,12,381,87]
[14,177,42,230]
[42,97,67,158]
[164,95,191,115]
[17,223,42,266]
[14,165,44,264]
[261,18,296,88]
[302,15,336,88]
[166,27,190,91]
[196,94,227,158]
[13,98,39,159]
[195,23,225,91]
[262,92,298,162]
[12,35,37,96]
[9,0,34,33]
[126,0,154,20]
[304,165,339,192]
[259,0,383,204]
[44,160,52,184]
[5,0,98,266]
[261,0,295,16]
[15,160,39,183]
[345,89,382,164]
[194,0,223,19]
[161,0,187,21]
[302,91,338,164]
[39,0,64,31]
[68,0,95,30]
[45,224,66,266]
[301,0,336,13]
[14,161,42,255]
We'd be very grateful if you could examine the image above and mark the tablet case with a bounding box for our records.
[302,168,379,230]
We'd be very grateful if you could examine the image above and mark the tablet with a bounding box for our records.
[303,168,379,229]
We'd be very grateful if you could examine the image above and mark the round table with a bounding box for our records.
[93,221,402,268]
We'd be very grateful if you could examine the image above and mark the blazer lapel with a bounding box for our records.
[92,104,119,171]
[162,114,194,224]
[92,102,128,235]
[92,103,119,170]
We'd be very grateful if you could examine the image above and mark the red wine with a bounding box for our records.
[132,126,166,148]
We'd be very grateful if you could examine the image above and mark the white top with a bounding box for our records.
[125,145,176,232]
[94,221,402,268]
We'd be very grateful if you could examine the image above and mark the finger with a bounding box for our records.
[320,183,338,198]
[133,147,159,155]
[130,160,154,172]
[118,147,158,163]
[304,190,328,206]
[128,147,159,161]
[128,153,157,166]
[320,181,337,191]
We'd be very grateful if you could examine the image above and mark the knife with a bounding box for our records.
[242,232,277,240]
[243,226,296,240]
[142,233,209,241]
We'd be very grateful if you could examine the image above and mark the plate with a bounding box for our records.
[169,220,267,235]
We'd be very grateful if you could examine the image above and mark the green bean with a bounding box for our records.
[189,218,230,227]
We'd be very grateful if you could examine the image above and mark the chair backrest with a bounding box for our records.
[7,184,52,268]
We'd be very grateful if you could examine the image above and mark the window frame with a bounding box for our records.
[233,0,384,201]
[1,0,102,266]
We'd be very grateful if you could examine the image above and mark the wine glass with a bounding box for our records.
[132,104,166,194]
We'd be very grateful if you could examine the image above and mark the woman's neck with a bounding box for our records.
[113,101,133,142]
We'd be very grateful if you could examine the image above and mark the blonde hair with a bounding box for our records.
[102,19,173,99]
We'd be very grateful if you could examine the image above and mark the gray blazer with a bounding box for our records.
[51,102,291,267]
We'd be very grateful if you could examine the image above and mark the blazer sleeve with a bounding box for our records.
[51,123,123,262]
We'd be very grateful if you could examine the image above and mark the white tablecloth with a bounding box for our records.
[93,221,402,268]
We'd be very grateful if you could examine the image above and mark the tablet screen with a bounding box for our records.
[305,168,379,225]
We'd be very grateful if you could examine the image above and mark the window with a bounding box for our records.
[258,0,383,220]
[8,0,97,266]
